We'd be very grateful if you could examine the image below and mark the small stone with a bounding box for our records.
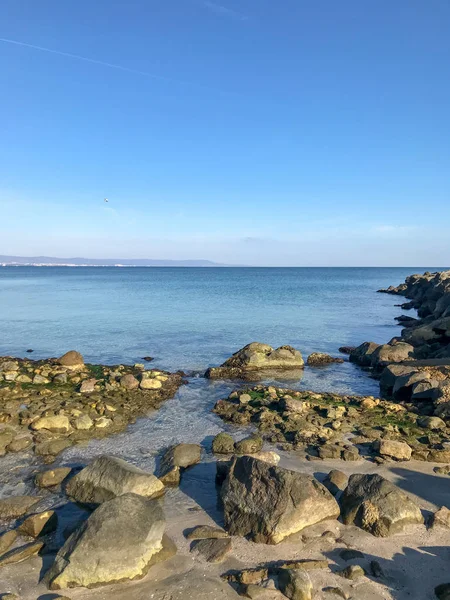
[323,470,348,496]
[191,537,231,563]
[278,568,313,600]
[119,374,139,390]
[73,414,93,430]
[0,530,18,555]
[35,467,72,488]
[142,356,154,362]
[212,432,235,454]
[417,416,446,430]
[186,525,228,540]
[239,393,252,404]
[235,435,263,454]
[431,506,450,529]
[31,415,71,433]
[16,374,32,383]
[0,496,40,520]
[95,417,112,428]
[139,378,162,390]
[7,437,32,453]
[18,510,58,537]
[434,465,450,475]
[79,379,96,393]
[32,374,50,385]
[338,564,365,580]
[58,351,84,368]
[35,438,72,458]
[53,373,68,384]
[0,541,43,566]
[373,439,412,461]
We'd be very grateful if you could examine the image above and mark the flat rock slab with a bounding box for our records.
[66,455,164,505]
[35,467,72,488]
[45,493,166,589]
[191,538,232,563]
[0,541,43,566]
[0,496,40,519]
[18,510,58,537]
[143,569,241,599]
[0,530,18,554]
[186,525,228,540]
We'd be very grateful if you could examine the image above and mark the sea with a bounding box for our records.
[0,266,439,504]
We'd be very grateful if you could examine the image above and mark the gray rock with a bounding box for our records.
[222,456,340,544]
[158,443,201,486]
[338,564,365,580]
[66,455,164,505]
[417,416,446,430]
[119,374,139,390]
[349,342,380,367]
[143,569,241,599]
[0,496,40,520]
[212,432,235,454]
[435,584,450,600]
[0,541,43,566]
[322,470,348,496]
[278,568,313,600]
[235,435,263,454]
[45,494,166,589]
[340,473,424,536]
[191,537,232,563]
[370,342,414,370]
[57,351,84,368]
[186,525,228,539]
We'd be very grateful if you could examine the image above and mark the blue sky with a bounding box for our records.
[0,0,449,266]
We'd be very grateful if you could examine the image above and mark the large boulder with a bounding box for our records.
[45,494,166,589]
[392,371,431,401]
[57,351,84,369]
[379,364,417,397]
[349,342,380,367]
[373,440,412,461]
[66,455,164,505]
[340,474,423,536]
[205,343,304,379]
[370,342,414,370]
[221,456,339,544]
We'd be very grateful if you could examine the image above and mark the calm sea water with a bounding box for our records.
[0,266,428,371]
[0,266,436,500]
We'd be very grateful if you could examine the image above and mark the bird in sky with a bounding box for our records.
[104,198,108,203]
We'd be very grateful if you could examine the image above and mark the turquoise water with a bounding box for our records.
[0,266,426,374]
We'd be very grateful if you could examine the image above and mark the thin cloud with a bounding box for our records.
[0,37,237,96]
[202,1,248,20]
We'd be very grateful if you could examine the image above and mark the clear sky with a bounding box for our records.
[1,0,449,266]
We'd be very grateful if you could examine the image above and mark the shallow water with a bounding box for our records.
[0,266,428,498]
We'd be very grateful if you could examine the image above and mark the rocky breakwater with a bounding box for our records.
[350,270,450,423]
[0,351,183,462]
[213,384,450,464]
[205,342,305,380]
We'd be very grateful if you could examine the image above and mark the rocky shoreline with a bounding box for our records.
[1,270,450,600]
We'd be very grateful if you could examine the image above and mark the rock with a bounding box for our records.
[235,435,263,454]
[339,549,364,561]
[431,506,450,529]
[281,396,304,413]
[140,378,162,390]
[53,373,68,384]
[94,417,112,428]
[338,565,365,580]
[66,455,164,505]
[392,371,431,402]
[142,356,154,362]
[212,432,235,454]
[45,494,166,589]
[7,436,32,453]
[57,351,84,368]
[349,342,380,367]
[428,449,450,463]
[18,510,58,537]
[206,343,304,379]
[307,353,344,367]
[35,438,72,458]
[252,451,280,465]
[145,569,241,599]
[191,537,231,563]
[221,456,340,544]
[323,470,348,496]
[119,374,139,390]
[370,342,414,370]
[0,496,40,519]
[370,560,384,578]
[239,393,252,404]
[417,416,446,430]
[32,374,50,384]
[0,360,19,371]
[73,414,93,430]
[158,443,201,486]
[186,525,228,540]
[379,364,417,397]
[340,473,424,536]
[0,530,18,555]
[435,584,450,600]
[79,379,96,393]
[31,415,71,433]
[339,346,355,354]
[35,467,72,488]
[278,568,313,600]
[373,439,412,461]
[0,594,21,600]
[323,587,347,599]
[0,541,44,566]
[0,431,14,454]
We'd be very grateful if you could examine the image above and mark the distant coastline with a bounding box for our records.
[0,255,227,267]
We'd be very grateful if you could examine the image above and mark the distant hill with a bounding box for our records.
[0,255,226,267]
